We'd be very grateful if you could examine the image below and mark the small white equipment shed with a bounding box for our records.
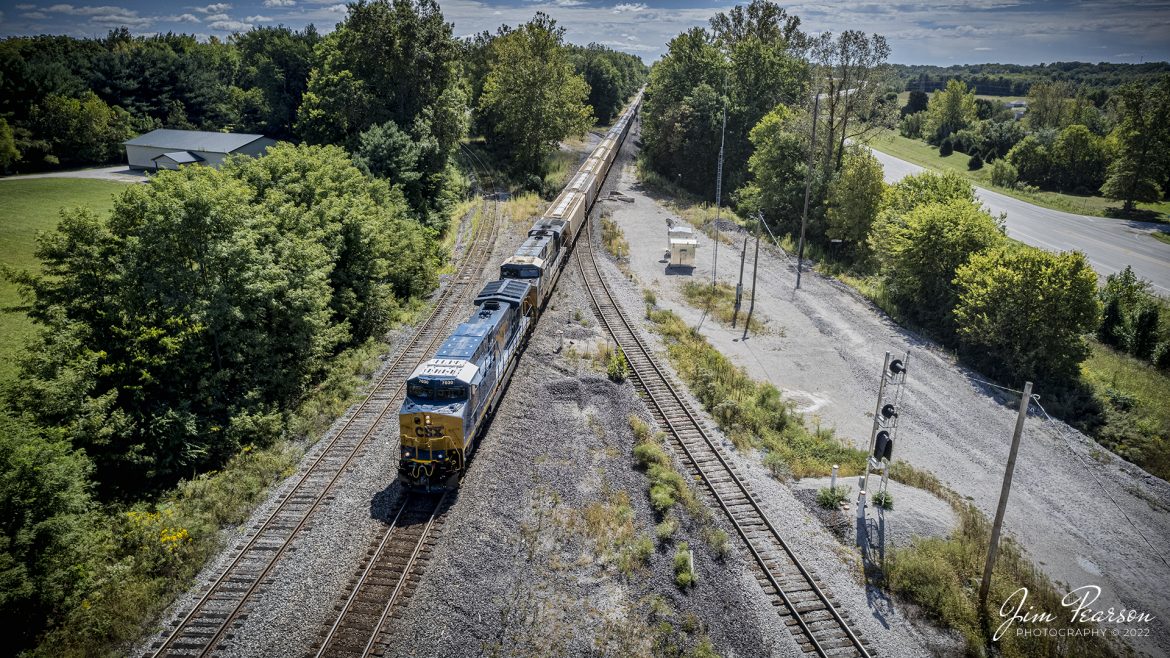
[124,129,276,171]
[668,225,698,268]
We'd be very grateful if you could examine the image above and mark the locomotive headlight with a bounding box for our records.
[425,415,431,425]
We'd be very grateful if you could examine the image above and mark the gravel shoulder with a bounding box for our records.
[614,127,1170,656]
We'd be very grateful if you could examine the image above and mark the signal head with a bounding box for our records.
[881,403,898,419]
[888,359,906,375]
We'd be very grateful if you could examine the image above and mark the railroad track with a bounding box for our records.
[147,190,499,658]
[312,492,449,658]
[575,216,872,658]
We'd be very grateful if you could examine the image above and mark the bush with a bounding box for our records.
[872,489,894,510]
[633,442,668,469]
[702,527,730,559]
[607,347,629,382]
[618,534,654,575]
[873,198,1005,340]
[656,516,679,542]
[954,245,1101,387]
[989,158,1018,187]
[673,542,694,588]
[1155,341,1170,370]
[967,153,983,170]
[1128,302,1161,361]
[816,485,850,509]
[939,139,953,156]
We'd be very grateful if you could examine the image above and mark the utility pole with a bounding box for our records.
[796,91,821,290]
[742,215,761,340]
[712,101,727,289]
[979,381,1033,611]
[732,235,748,327]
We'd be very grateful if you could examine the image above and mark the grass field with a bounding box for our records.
[1081,342,1170,481]
[0,178,127,382]
[871,131,1170,222]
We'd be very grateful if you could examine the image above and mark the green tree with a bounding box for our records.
[954,246,1101,386]
[31,91,134,165]
[0,118,18,171]
[232,25,321,138]
[901,90,927,116]
[641,29,727,196]
[644,1,808,199]
[810,29,895,172]
[1007,135,1053,187]
[990,158,1018,187]
[879,170,975,217]
[874,198,1004,337]
[825,147,885,256]
[1051,124,1106,191]
[295,0,466,224]
[1025,81,1075,130]
[738,104,809,234]
[1101,77,1170,210]
[922,79,977,144]
[11,145,437,497]
[478,13,592,180]
[0,412,98,654]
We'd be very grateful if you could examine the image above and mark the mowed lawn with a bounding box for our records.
[0,178,127,382]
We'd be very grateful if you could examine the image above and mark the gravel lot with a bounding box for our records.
[608,122,1170,656]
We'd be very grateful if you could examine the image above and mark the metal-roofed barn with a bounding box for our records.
[123,129,276,171]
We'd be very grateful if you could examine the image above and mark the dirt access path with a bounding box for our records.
[607,130,1170,656]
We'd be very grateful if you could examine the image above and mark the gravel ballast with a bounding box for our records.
[606,118,1170,656]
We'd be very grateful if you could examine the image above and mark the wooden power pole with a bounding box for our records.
[732,236,748,328]
[742,220,761,340]
[979,381,1033,611]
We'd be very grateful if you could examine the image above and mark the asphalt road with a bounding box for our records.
[871,149,1170,296]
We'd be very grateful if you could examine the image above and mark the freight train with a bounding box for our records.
[397,92,643,490]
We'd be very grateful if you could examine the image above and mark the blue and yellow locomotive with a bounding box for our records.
[398,280,532,490]
[396,89,643,490]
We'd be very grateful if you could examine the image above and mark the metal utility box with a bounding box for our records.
[668,226,698,268]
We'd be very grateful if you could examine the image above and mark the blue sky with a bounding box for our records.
[1,0,1168,64]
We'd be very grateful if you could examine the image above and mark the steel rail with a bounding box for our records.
[312,492,448,658]
[149,185,499,658]
[575,211,870,657]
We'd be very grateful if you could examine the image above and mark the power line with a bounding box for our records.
[1031,398,1169,570]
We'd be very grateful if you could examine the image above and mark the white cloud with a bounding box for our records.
[22,11,48,19]
[208,19,252,31]
[326,3,346,12]
[611,3,647,13]
[205,13,230,21]
[196,3,232,13]
[263,0,296,5]
[245,14,273,22]
[42,3,154,27]
[14,3,36,9]
[974,46,992,51]
[173,13,201,23]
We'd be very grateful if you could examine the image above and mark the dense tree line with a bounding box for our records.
[891,61,1170,97]
[0,27,320,171]
[567,44,647,125]
[0,4,646,207]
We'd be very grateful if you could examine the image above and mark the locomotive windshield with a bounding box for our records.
[407,381,468,401]
[502,265,541,279]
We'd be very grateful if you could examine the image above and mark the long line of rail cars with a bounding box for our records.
[398,92,643,490]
